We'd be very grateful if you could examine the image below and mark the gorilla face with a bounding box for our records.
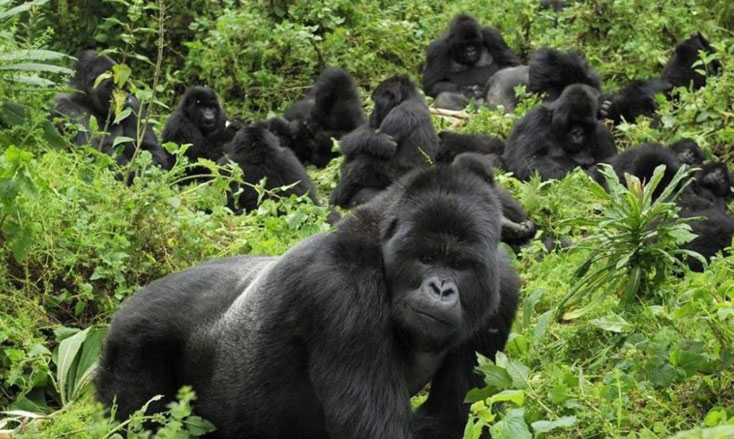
[89,78,115,116]
[698,163,732,197]
[184,86,223,133]
[381,182,501,352]
[670,139,704,166]
[549,84,601,156]
[449,15,484,66]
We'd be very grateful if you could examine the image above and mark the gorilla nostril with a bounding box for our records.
[429,281,442,297]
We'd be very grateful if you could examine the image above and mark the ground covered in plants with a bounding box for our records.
[1,0,733,438]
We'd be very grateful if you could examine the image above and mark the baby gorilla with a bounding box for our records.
[669,139,704,166]
[96,165,520,439]
[217,124,319,213]
[423,14,521,110]
[163,86,240,178]
[679,162,733,211]
[503,84,616,181]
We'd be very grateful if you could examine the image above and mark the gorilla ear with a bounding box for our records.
[382,217,399,241]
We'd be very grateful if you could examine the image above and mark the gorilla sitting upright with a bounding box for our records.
[267,68,365,167]
[96,164,520,439]
[331,74,439,208]
[503,84,616,181]
[52,50,172,169]
[423,14,521,110]
[162,86,241,178]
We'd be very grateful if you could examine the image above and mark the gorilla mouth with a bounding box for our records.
[410,306,452,326]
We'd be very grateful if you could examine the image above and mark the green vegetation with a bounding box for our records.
[1,0,733,438]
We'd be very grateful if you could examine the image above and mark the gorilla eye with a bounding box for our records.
[419,254,438,265]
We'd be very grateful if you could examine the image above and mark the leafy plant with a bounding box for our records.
[557,165,700,319]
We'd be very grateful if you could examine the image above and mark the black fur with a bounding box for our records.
[484,65,530,113]
[599,79,672,124]
[679,162,733,211]
[423,14,521,110]
[52,50,172,169]
[669,139,704,166]
[162,86,239,178]
[591,144,679,201]
[451,152,535,249]
[662,33,721,91]
[96,165,520,439]
[527,48,601,101]
[436,131,505,164]
[268,68,365,167]
[681,208,734,272]
[331,75,439,208]
[503,84,615,181]
[217,124,319,213]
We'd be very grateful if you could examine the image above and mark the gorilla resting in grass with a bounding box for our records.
[53,50,172,169]
[96,164,520,439]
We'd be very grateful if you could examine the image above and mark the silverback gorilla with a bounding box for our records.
[423,14,521,110]
[53,50,172,169]
[96,165,520,439]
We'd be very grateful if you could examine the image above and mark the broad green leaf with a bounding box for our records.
[590,313,632,333]
[56,327,90,405]
[489,408,531,439]
[531,416,577,433]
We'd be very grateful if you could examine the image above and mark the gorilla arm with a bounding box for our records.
[423,37,463,97]
[480,27,521,68]
[339,124,397,159]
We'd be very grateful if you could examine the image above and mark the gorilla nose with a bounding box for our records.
[425,277,458,307]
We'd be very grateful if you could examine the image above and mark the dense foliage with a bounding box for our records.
[1,0,733,437]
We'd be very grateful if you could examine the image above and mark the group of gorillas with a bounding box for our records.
[46,11,731,439]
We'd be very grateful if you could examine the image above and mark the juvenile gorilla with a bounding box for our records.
[679,162,733,211]
[268,68,365,167]
[662,33,721,91]
[162,86,240,177]
[53,50,172,169]
[423,14,521,110]
[503,84,616,181]
[452,152,536,249]
[96,165,520,439]
[331,74,439,208]
[217,124,320,213]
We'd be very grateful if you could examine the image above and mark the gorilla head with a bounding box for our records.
[381,169,502,351]
[663,33,721,90]
[70,50,116,115]
[369,74,418,128]
[181,86,224,134]
[449,14,484,66]
[669,139,704,166]
[696,163,732,199]
[528,48,601,101]
[550,84,601,159]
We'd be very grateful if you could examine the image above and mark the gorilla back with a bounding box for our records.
[96,165,520,439]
